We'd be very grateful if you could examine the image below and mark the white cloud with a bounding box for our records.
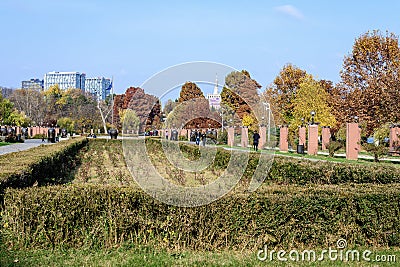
[275,5,304,20]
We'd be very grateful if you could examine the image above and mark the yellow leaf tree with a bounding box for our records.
[291,75,336,132]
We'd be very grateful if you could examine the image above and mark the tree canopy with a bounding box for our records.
[339,30,400,135]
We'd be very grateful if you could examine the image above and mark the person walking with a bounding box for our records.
[195,130,200,145]
[253,131,260,151]
[201,131,206,146]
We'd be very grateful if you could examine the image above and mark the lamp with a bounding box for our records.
[310,111,316,125]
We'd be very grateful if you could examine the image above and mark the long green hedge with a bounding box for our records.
[145,138,400,185]
[0,137,88,192]
[2,183,400,250]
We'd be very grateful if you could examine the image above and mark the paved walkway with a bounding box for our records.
[0,139,53,155]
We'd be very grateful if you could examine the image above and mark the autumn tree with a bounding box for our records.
[292,75,336,130]
[167,82,217,129]
[113,87,161,132]
[339,30,400,135]
[163,99,178,116]
[264,64,307,125]
[221,70,262,129]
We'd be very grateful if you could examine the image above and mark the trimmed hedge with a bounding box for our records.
[145,138,400,185]
[268,157,400,185]
[0,137,88,192]
[2,183,400,250]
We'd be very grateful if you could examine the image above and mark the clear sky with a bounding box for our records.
[1,0,399,95]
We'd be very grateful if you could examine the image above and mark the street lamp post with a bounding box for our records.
[310,111,316,125]
[220,108,224,134]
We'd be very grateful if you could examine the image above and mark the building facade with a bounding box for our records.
[85,77,112,100]
[207,76,221,110]
[44,71,86,90]
[21,78,44,90]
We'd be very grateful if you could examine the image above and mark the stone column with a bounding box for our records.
[298,126,306,146]
[389,124,400,152]
[241,127,248,148]
[321,126,331,150]
[346,123,360,160]
[259,126,266,149]
[180,129,187,139]
[228,127,234,147]
[307,124,318,155]
[279,125,288,152]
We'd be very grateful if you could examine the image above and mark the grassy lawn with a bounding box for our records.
[0,141,10,146]
[1,246,398,267]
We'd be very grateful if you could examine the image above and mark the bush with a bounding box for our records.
[217,130,227,145]
[2,183,400,250]
[326,140,343,157]
[0,137,88,192]
[32,134,46,139]
[4,134,24,143]
[363,143,389,162]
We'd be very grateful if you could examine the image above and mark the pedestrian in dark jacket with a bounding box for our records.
[253,131,260,151]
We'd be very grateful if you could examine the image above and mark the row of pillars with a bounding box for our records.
[279,124,400,160]
[159,126,269,149]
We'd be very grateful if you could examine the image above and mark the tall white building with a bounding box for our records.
[85,77,112,100]
[207,75,221,109]
[44,71,86,90]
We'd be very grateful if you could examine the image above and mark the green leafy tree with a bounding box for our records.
[57,117,75,134]
[0,93,14,124]
[120,109,140,133]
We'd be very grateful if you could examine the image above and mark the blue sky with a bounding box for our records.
[1,0,399,96]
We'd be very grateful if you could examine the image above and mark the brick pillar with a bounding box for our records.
[307,124,318,155]
[279,126,288,152]
[259,126,266,149]
[241,127,248,148]
[321,126,331,150]
[346,123,360,160]
[179,129,186,139]
[228,127,234,147]
[298,126,306,146]
[389,125,400,151]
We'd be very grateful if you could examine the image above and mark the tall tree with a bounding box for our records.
[292,75,336,129]
[339,30,400,135]
[168,82,217,128]
[113,87,161,132]
[264,64,307,125]
[0,93,15,124]
[9,89,45,125]
[221,70,261,126]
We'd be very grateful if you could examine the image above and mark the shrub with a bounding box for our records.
[326,140,343,157]
[0,137,88,192]
[217,130,227,145]
[32,134,46,139]
[2,183,400,250]
[363,143,389,162]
